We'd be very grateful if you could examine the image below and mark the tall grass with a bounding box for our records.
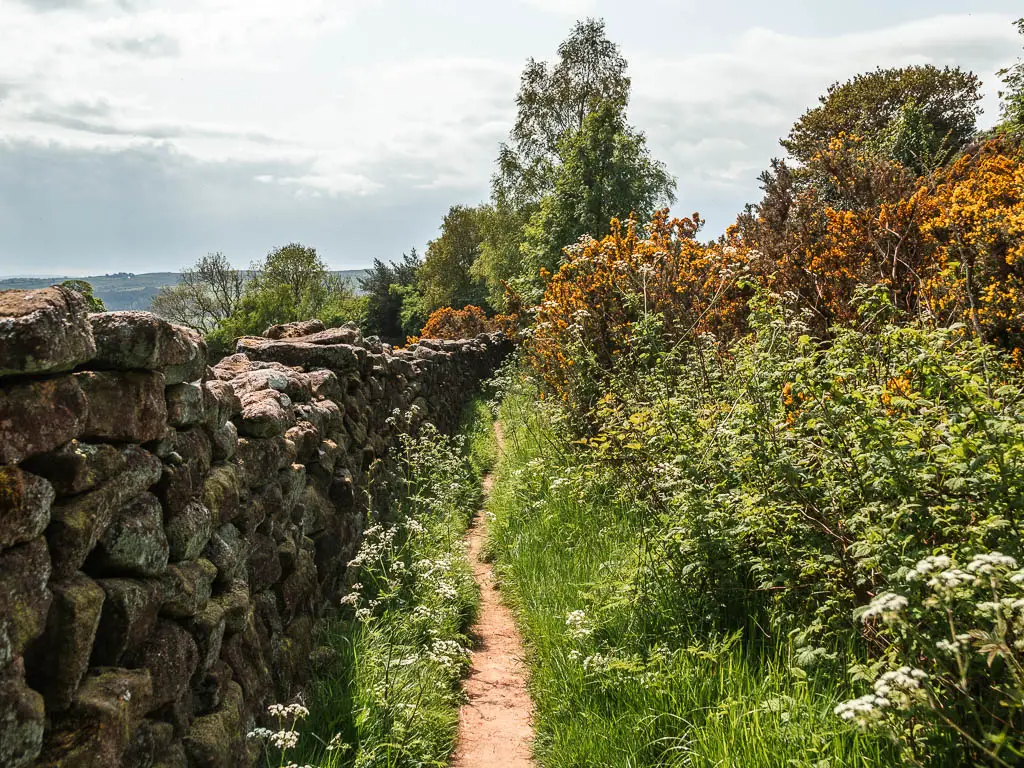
[255,399,495,768]
[487,391,897,767]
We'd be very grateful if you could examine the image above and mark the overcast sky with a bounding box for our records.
[0,0,1020,276]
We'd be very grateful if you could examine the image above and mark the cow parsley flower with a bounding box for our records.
[861,592,908,625]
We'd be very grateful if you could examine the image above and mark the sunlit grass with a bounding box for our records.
[487,392,897,768]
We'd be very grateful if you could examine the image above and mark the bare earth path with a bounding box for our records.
[451,422,536,768]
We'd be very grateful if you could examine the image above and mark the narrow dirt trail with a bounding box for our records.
[451,422,536,768]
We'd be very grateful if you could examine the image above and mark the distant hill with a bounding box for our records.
[0,270,370,312]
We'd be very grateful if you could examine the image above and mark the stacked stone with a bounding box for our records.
[0,287,511,768]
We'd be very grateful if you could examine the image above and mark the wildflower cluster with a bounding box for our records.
[248,701,335,768]
[837,551,1024,764]
[330,418,480,767]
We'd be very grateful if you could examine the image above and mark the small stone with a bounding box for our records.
[236,387,293,438]
[75,370,168,443]
[201,464,241,527]
[285,420,320,463]
[0,538,52,669]
[0,672,45,768]
[26,573,105,711]
[165,501,213,562]
[128,620,198,711]
[165,382,205,427]
[0,467,53,549]
[21,440,126,495]
[235,336,361,373]
[35,668,152,768]
[48,447,162,579]
[203,523,248,584]
[212,580,249,635]
[246,533,281,592]
[89,493,169,577]
[209,421,238,462]
[190,659,231,716]
[201,380,239,431]
[182,680,244,768]
[300,325,363,346]
[0,375,87,465]
[235,437,282,488]
[263,318,325,339]
[159,559,217,618]
[184,602,226,676]
[220,614,270,702]
[91,578,163,666]
[0,286,95,379]
[121,719,175,768]
[153,428,212,515]
[89,311,206,385]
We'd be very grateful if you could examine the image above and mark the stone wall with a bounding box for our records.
[0,287,510,768]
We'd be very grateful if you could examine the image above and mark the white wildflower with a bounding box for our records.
[861,592,908,625]
[966,552,1018,575]
[565,610,593,640]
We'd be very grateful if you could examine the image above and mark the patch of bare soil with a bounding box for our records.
[451,422,536,768]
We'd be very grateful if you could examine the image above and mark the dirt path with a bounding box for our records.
[451,422,536,768]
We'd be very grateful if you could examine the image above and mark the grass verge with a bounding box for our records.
[254,398,495,768]
[486,392,897,768]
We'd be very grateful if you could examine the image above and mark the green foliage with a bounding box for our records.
[494,18,630,207]
[485,385,895,767]
[59,279,105,312]
[872,100,951,175]
[460,395,498,477]
[150,253,244,333]
[998,19,1024,134]
[254,411,485,768]
[838,553,1024,766]
[470,202,534,310]
[418,206,490,313]
[249,243,338,321]
[159,245,363,358]
[358,249,422,342]
[783,65,982,169]
[520,100,676,281]
[507,283,1024,766]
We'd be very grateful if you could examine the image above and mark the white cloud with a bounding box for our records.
[517,0,599,15]
[627,12,1021,231]
[0,1,1020,271]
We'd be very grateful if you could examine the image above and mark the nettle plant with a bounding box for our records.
[839,552,1024,766]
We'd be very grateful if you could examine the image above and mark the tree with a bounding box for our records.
[783,65,982,171]
[471,202,533,309]
[998,18,1024,134]
[494,18,630,207]
[520,100,676,280]
[150,252,244,333]
[249,243,336,321]
[359,248,422,342]
[59,279,105,312]
[418,206,489,312]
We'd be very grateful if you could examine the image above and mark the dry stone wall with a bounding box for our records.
[0,286,510,768]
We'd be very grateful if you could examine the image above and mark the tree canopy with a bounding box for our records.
[521,100,676,278]
[782,65,982,169]
[494,18,630,207]
[999,18,1024,134]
